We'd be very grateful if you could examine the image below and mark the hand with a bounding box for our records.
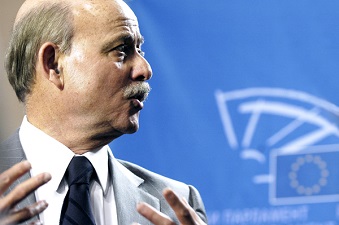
[0,161,51,225]
[135,188,206,225]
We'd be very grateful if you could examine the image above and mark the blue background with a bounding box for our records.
[111,1,339,224]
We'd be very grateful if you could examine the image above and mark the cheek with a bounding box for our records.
[64,58,106,92]
[63,52,128,102]
[63,57,90,89]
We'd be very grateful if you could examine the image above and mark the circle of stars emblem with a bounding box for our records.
[289,154,329,196]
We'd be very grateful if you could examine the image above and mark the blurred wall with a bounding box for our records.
[0,0,25,142]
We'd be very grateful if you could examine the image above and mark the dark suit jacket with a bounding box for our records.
[0,131,207,225]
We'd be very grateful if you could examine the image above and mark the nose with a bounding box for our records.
[131,53,153,81]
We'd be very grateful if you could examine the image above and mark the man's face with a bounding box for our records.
[60,0,152,139]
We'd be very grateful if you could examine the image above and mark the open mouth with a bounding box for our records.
[132,92,148,102]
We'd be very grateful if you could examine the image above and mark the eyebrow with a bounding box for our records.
[100,33,145,53]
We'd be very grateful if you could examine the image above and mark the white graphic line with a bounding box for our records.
[242,100,263,148]
[267,107,320,146]
[239,101,339,135]
[241,149,265,163]
[280,128,337,154]
[215,90,238,148]
[253,174,274,184]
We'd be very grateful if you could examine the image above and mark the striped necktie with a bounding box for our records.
[60,156,96,225]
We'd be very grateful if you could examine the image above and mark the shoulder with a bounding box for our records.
[0,129,25,173]
[1,129,21,149]
[117,159,208,223]
[117,159,189,195]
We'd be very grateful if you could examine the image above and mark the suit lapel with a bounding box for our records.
[110,157,160,225]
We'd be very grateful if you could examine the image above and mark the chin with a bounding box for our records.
[127,113,141,133]
[126,123,140,134]
[119,119,140,134]
[113,113,140,135]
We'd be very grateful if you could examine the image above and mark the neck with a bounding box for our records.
[25,107,120,155]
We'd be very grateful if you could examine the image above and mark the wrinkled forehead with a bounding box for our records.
[72,0,139,34]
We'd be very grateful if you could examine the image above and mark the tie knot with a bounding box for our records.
[66,156,94,186]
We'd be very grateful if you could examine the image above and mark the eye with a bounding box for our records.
[108,44,130,61]
[109,43,145,60]
[114,44,128,55]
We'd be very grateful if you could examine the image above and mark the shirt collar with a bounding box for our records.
[83,146,109,194]
[19,116,110,194]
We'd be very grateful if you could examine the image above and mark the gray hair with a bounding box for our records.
[5,3,74,102]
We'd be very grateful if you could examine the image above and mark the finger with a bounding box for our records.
[0,172,51,212]
[181,198,205,224]
[136,202,175,225]
[0,161,31,195]
[1,200,48,225]
[29,221,43,225]
[163,188,194,224]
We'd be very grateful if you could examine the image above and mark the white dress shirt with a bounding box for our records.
[19,116,118,225]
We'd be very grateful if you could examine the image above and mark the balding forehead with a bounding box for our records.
[16,0,131,24]
[72,0,136,18]
[70,0,138,34]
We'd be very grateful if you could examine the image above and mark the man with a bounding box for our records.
[0,0,208,224]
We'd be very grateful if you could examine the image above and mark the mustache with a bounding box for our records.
[123,82,151,102]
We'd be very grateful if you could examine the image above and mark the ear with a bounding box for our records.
[38,42,64,90]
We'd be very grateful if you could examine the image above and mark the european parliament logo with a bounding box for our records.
[270,145,339,205]
[215,87,339,206]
